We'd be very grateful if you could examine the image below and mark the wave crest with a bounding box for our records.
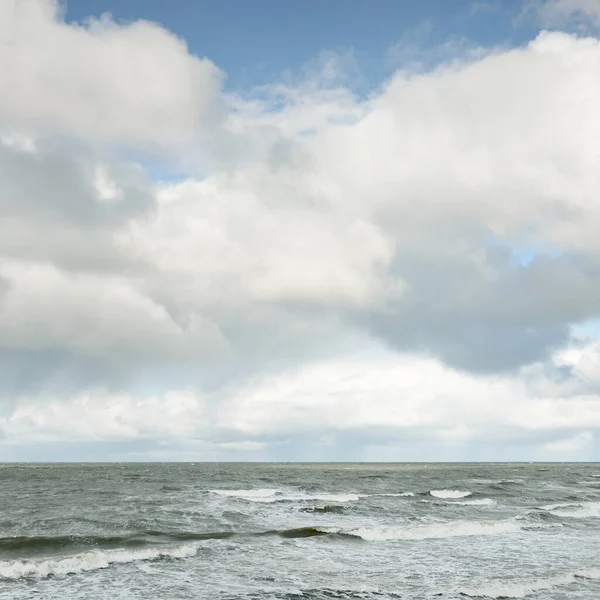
[0,543,199,580]
[344,520,520,541]
[429,490,472,499]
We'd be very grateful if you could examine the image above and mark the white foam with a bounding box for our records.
[344,520,521,541]
[373,492,415,497]
[461,567,600,599]
[538,502,580,511]
[541,501,600,518]
[0,543,199,580]
[429,489,472,499]
[578,567,600,580]
[451,498,496,506]
[210,488,281,502]
[209,489,359,503]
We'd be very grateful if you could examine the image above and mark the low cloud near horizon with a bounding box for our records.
[2,0,600,461]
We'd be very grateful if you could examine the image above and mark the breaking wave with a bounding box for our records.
[450,498,496,506]
[429,490,472,499]
[343,520,521,541]
[0,543,200,580]
[0,519,526,580]
[538,502,600,519]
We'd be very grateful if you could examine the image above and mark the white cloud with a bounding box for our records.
[3,343,600,460]
[216,346,600,441]
[0,0,223,145]
[529,0,600,28]
[2,388,205,443]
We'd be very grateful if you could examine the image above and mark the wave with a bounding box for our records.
[0,543,200,580]
[374,492,415,497]
[539,501,600,519]
[450,498,496,506]
[0,526,365,579]
[487,479,523,492]
[0,518,525,579]
[0,531,236,556]
[343,520,521,541]
[516,511,564,529]
[209,489,360,503]
[299,505,346,514]
[429,490,472,499]
[460,567,600,598]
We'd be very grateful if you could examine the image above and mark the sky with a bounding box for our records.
[1,0,600,462]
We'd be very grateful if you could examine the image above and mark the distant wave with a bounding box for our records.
[209,489,360,503]
[429,490,472,499]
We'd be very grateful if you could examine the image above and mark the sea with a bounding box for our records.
[1,463,599,599]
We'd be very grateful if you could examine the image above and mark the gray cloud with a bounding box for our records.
[359,252,600,372]
[0,139,155,274]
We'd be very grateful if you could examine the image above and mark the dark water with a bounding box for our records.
[1,463,599,599]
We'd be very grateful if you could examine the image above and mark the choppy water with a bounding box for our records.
[1,463,599,599]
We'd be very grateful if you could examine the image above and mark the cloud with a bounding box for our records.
[216,345,600,442]
[527,0,600,29]
[2,388,205,443]
[0,0,223,145]
[3,343,600,461]
[2,2,600,458]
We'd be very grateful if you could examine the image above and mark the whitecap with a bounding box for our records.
[0,543,199,580]
[451,498,496,506]
[545,502,600,519]
[343,520,520,541]
[429,489,472,499]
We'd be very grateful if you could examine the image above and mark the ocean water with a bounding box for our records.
[1,463,600,599]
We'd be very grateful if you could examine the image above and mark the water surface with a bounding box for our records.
[1,462,599,599]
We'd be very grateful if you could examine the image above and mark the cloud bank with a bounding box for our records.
[1,0,600,460]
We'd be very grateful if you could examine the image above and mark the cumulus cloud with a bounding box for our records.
[0,0,223,145]
[2,1,600,459]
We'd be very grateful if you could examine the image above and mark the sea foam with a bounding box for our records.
[209,489,360,503]
[540,501,600,519]
[429,489,472,499]
[0,543,199,580]
[343,520,520,541]
[460,567,600,599]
